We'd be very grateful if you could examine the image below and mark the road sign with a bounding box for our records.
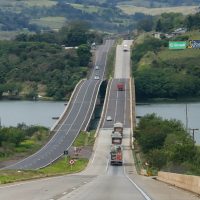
[69,159,75,165]
[188,40,200,49]
[64,150,68,155]
[169,41,187,49]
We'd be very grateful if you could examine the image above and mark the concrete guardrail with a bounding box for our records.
[157,171,200,195]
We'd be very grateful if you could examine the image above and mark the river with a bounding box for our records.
[136,102,200,144]
[0,100,65,128]
[0,100,200,144]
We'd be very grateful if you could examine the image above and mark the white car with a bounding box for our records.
[106,116,112,121]
[95,65,99,70]
[94,75,100,80]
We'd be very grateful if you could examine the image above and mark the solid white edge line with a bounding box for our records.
[125,173,152,200]
[3,80,86,170]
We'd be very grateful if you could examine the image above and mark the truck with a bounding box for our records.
[117,82,124,91]
[110,145,123,166]
[111,131,122,144]
[113,122,123,136]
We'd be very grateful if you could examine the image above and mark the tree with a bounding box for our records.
[137,18,154,32]
[77,44,91,66]
[155,19,162,32]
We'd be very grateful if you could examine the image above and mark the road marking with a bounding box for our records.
[62,192,67,195]
[3,81,86,170]
[102,79,113,128]
[124,79,127,125]
[123,162,152,200]
[114,87,119,123]
[106,158,109,172]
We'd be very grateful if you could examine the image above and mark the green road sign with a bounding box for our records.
[169,41,187,49]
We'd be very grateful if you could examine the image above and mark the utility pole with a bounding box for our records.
[189,128,199,142]
[185,104,188,131]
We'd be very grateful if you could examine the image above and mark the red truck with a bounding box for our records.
[110,145,123,166]
[117,83,124,91]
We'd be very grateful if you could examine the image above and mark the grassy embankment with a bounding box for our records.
[105,39,124,79]
[30,17,67,30]
[118,4,198,16]
[0,131,95,184]
[0,0,57,39]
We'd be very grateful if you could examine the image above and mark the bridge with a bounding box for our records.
[1,40,199,200]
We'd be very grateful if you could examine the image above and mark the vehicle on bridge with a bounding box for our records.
[117,82,124,91]
[111,131,122,144]
[123,44,128,51]
[113,122,123,136]
[110,144,123,166]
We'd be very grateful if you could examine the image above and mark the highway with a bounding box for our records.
[4,40,114,170]
[1,39,200,200]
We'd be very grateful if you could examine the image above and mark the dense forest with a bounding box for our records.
[0,22,100,100]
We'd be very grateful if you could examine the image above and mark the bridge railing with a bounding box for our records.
[50,79,85,133]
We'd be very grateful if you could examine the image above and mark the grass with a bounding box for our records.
[0,157,88,184]
[0,31,19,40]
[117,5,198,16]
[105,40,119,79]
[30,17,67,30]
[73,131,95,147]
[70,3,100,13]
[158,42,200,68]
[0,130,96,184]
[22,0,57,7]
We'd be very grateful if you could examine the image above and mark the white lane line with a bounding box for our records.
[106,158,109,172]
[37,80,99,169]
[3,81,86,169]
[125,174,152,200]
[114,88,119,123]
[123,164,152,200]
[84,80,102,131]
[102,79,113,128]
[124,79,127,125]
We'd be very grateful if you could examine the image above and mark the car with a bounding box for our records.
[106,116,112,121]
[94,75,100,80]
[95,65,100,70]
[123,44,128,51]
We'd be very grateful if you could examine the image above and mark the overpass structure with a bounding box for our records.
[4,40,114,170]
[1,40,199,200]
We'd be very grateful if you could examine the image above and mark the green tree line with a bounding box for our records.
[137,11,200,33]
[0,124,49,158]
[135,114,200,175]
[0,22,96,100]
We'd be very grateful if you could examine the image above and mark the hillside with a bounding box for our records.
[0,0,200,39]
[0,23,97,100]
[132,31,200,101]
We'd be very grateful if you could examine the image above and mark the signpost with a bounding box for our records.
[169,41,187,49]
[69,159,75,170]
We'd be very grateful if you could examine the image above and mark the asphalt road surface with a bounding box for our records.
[102,78,130,128]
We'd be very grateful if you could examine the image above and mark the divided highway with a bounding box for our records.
[4,40,114,170]
[1,40,199,200]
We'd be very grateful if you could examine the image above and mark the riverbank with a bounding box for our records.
[0,131,95,184]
